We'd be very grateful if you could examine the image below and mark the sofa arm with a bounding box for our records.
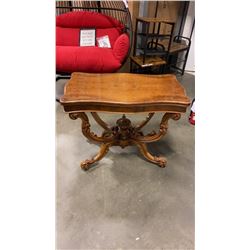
[112,34,130,63]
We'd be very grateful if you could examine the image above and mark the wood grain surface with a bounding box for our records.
[60,72,190,113]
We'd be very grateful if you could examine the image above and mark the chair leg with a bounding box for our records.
[181,48,191,75]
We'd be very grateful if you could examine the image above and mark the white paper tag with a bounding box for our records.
[80,29,95,47]
[96,35,111,48]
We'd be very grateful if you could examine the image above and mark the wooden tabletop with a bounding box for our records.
[60,73,190,113]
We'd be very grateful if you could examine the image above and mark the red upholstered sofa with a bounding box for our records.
[56,11,130,73]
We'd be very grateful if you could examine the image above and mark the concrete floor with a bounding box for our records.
[56,73,195,249]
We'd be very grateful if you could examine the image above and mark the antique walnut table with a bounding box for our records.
[60,72,190,170]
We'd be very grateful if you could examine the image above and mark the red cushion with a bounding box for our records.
[113,34,130,62]
[56,46,121,73]
[56,27,80,46]
[56,11,129,73]
[56,11,124,31]
[96,28,121,48]
[56,27,121,48]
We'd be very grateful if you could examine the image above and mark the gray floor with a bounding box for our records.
[56,73,195,250]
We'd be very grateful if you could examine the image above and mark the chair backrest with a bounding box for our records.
[56,11,124,47]
[56,10,124,29]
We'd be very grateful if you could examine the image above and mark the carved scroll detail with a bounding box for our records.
[80,142,113,170]
[134,141,167,168]
[132,112,181,143]
[69,112,113,143]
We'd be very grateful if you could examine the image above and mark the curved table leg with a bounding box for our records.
[80,142,112,171]
[91,112,112,132]
[134,141,167,168]
[135,112,155,131]
[69,112,181,170]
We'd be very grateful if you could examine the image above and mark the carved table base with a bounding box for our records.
[69,112,181,170]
